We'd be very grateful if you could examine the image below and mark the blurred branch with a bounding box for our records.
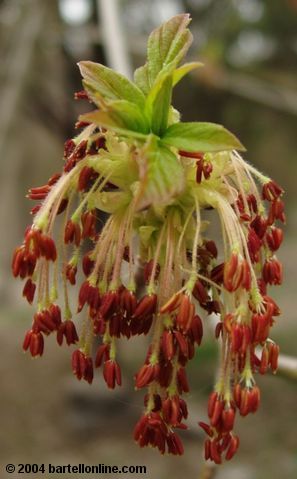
[197,64,297,117]
[0,0,45,155]
[277,354,297,381]
[97,0,132,78]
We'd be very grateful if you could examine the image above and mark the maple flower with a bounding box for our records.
[12,14,284,462]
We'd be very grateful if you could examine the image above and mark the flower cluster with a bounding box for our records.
[12,14,284,462]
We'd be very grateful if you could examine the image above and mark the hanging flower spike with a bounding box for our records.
[12,14,284,463]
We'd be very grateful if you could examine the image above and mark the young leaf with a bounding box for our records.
[145,64,175,135]
[146,14,193,86]
[161,122,246,152]
[135,136,185,209]
[173,61,203,86]
[78,61,145,107]
[79,110,148,140]
[134,64,150,95]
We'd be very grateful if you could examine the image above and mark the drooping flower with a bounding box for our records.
[12,14,284,462]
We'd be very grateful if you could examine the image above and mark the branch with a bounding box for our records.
[277,354,297,381]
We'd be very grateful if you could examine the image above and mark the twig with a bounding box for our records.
[277,354,297,381]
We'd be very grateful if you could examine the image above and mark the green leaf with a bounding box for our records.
[135,136,185,209]
[145,64,175,135]
[79,110,148,140]
[173,61,203,86]
[146,14,193,86]
[161,122,246,152]
[107,100,149,133]
[78,61,145,107]
[134,64,150,95]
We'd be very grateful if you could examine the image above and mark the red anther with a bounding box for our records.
[225,435,240,461]
[64,220,81,247]
[210,263,224,284]
[57,320,79,346]
[241,324,252,354]
[162,395,186,426]
[233,384,242,408]
[179,150,204,159]
[28,184,51,200]
[239,386,260,416]
[247,228,262,263]
[222,407,235,432]
[22,278,36,304]
[210,398,224,427]
[135,363,159,389]
[47,173,61,186]
[176,294,194,331]
[23,329,44,357]
[161,330,175,361]
[188,314,203,345]
[268,198,285,224]
[231,324,243,353]
[268,342,279,372]
[72,349,93,384]
[78,166,98,191]
[210,439,222,464]
[120,288,137,318]
[74,90,89,100]
[48,304,62,328]
[215,321,223,338]
[82,252,95,276]
[262,180,283,201]
[205,240,218,258]
[204,439,211,460]
[81,210,96,239]
[143,259,160,283]
[63,139,76,159]
[95,343,110,367]
[73,140,88,160]
[266,227,283,252]
[133,294,157,319]
[100,291,119,319]
[65,263,77,285]
[264,295,281,316]
[34,310,56,335]
[192,280,209,305]
[196,157,213,183]
[250,215,267,239]
[249,386,260,412]
[103,359,122,389]
[252,311,270,343]
[160,293,181,314]
[166,431,184,455]
[78,281,100,312]
[57,198,69,215]
[223,253,243,292]
[207,391,218,418]
[259,346,269,374]
[174,331,189,358]
[198,421,214,437]
[30,204,41,215]
[262,258,283,285]
[177,367,189,393]
[144,393,162,412]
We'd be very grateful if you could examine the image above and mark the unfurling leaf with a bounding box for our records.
[78,61,145,107]
[161,122,246,152]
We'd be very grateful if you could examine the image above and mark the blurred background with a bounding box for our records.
[0,0,296,478]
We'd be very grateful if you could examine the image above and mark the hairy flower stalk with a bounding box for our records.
[12,15,284,462]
